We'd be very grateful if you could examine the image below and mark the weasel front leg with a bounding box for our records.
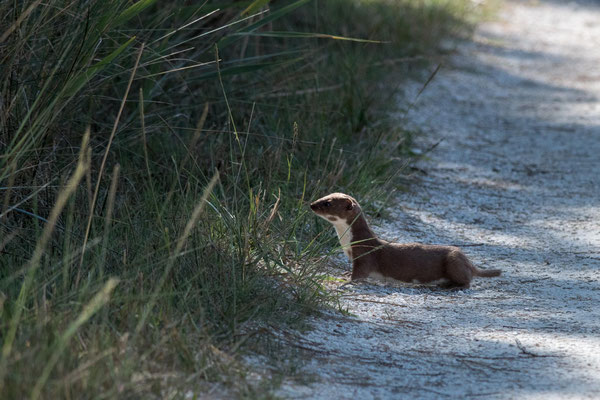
[350,259,373,281]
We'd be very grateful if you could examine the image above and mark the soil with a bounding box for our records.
[276,1,600,398]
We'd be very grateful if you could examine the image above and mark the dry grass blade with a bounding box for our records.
[134,170,220,335]
[30,278,120,400]
[0,130,90,389]
[77,42,145,287]
[0,0,43,43]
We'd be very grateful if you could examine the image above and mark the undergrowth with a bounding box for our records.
[0,0,480,398]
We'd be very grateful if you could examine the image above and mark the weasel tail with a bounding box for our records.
[474,268,502,277]
[455,249,502,278]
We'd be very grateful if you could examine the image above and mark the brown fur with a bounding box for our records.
[310,193,501,289]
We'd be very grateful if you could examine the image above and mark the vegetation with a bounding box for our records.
[0,0,477,397]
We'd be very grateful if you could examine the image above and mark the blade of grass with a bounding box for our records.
[97,164,120,278]
[77,43,145,288]
[231,31,385,43]
[162,9,269,53]
[242,0,270,16]
[218,0,311,49]
[0,0,43,43]
[30,278,119,400]
[150,9,220,45]
[134,171,220,335]
[0,130,90,391]
[62,36,137,99]
[112,0,159,27]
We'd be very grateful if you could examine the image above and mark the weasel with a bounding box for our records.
[310,193,501,289]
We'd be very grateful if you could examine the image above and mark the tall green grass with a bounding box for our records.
[0,0,479,397]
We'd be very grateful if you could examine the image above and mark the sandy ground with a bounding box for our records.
[276,1,600,398]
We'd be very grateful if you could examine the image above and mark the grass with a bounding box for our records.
[0,0,481,398]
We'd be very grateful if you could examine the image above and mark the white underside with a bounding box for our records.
[368,271,388,281]
[369,272,449,286]
[368,272,403,284]
[415,278,449,285]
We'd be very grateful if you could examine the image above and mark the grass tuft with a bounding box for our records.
[0,0,482,397]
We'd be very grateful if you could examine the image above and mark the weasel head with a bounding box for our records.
[310,192,361,224]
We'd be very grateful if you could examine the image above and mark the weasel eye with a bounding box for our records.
[325,201,331,207]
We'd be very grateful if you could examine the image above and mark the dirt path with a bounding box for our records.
[277,1,600,399]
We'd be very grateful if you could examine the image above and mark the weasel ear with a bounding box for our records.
[346,200,354,210]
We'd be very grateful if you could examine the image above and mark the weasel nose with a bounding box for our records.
[310,202,317,210]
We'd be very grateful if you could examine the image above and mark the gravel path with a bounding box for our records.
[277,1,600,399]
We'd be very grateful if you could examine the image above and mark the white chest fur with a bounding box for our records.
[317,215,353,259]
[331,218,353,259]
